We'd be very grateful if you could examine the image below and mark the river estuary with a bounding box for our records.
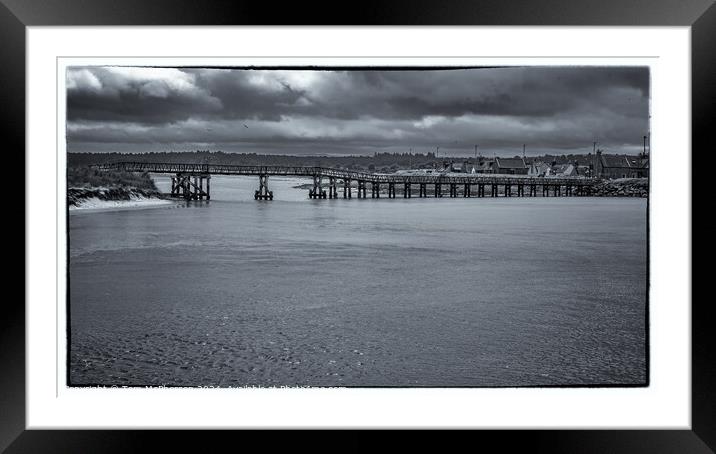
[69,174,648,387]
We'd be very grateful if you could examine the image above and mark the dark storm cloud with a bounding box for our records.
[67,67,223,124]
[185,68,310,121]
[66,66,649,155]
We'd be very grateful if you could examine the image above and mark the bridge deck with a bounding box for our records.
[97,162,596,186]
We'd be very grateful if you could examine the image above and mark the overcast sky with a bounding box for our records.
[66,66,649,157]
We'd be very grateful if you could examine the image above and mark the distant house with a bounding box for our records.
[593,151,648,179]
[528,161,551,177]
[450,161,470,173]
[576,165,592,177]
[550,163,578,177]
[475,159,496,174]
[494,157,528,175]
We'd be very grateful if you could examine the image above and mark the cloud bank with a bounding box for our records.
[66,66,650,156]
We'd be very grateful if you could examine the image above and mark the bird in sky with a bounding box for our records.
[243,124,249,128]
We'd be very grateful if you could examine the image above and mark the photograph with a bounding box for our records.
[66,65,649,388]
[5,0,708,444]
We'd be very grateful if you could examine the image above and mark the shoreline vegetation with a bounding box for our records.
[68,166,170,210]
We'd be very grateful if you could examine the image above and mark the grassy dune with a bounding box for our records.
[67,166,164,207]
[68,166,159,191]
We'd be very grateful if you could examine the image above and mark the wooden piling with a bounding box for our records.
[404,183,411,198]
[328,177,337,199]
[255,174,273,200]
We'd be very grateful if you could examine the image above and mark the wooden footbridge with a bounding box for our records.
[97,162,598,201]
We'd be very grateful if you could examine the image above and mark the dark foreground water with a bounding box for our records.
[69,175,647,387]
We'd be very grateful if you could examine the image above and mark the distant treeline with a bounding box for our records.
[68,150,598,172]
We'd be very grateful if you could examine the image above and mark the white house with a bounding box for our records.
[527,162,551,177]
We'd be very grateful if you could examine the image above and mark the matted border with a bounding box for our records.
[8,0,710,450]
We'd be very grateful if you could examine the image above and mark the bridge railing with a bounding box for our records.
[95,162,596,186]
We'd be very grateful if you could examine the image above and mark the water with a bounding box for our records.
[69,175,647,387]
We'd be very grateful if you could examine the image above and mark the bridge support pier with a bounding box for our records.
[529,184,537,197]
[517,184,524,197]
[565,185,573,196]
[388,182,396,198]
[477,184,485,198]
[464,184,471,197]
[505,184,512,197]
[255,174,273,200]
[372,182,380,198]
[543,185,549,197]
[403,183,411,198]
[171,173,210,200]
[419,184,427,197]
[553,185,561,197]
[491,184,498,197]
[309,175,326,199]
[328,177,337,199]
[171,174,184,198]
[343,179,351,198]
[435,183,442,197]
[170,175,180,197]
[449,183,457,198]
[357,180,366,198]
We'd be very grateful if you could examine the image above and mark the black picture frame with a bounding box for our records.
[6,0,709,449]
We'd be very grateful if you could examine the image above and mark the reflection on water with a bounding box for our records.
[69,175,647,387]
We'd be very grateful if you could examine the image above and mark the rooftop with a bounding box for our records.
[496,157,527,169]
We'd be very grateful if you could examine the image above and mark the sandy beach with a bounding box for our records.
[69,195,175,212]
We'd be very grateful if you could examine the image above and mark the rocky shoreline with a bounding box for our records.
[590,178,648,197]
